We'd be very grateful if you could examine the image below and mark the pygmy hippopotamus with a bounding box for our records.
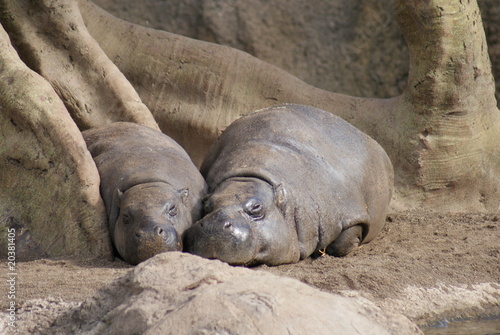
[84,122,207,265]
[184,104,393,266]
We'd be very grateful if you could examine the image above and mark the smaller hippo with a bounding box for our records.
[84,122,207,265]
[184,104,393,266]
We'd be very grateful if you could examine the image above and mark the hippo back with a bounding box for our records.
[201,105,393,258]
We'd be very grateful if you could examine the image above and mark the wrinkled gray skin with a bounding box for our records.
[184,104,393,266]
[84,122,207,265]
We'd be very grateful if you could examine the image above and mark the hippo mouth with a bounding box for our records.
[117,225,182,265]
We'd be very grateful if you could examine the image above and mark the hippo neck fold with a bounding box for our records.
[121,179,176,194]
[213,169,286,198]
[124,180,175,192]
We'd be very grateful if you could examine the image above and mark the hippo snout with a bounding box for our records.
[184,212,257,265]
[136,222,173,237]
[119,223,183,265]
[197,218,251,244]
[154,225,178,245]
[222,220,251,242]
[134,223,182,252]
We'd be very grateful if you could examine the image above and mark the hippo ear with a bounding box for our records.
[273,183,287,210]
[179,188,189,203]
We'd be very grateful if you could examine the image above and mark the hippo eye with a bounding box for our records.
[122,212,132,225]
[244,199,265,219]
[166,204,177,217]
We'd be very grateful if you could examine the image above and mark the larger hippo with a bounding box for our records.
[184,104,393,266]
[84,122,207,265]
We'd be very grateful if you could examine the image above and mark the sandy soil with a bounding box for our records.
[1,211,499,332]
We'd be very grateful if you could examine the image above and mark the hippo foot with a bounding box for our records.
[325,225,363,257]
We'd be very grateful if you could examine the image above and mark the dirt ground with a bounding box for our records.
[1,211,499,331]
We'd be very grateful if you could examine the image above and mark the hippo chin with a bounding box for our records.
[84,122,207,265]
[184,104,393,266]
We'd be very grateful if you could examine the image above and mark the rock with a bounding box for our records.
[44,252,421,334]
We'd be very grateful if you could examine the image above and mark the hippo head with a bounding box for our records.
[184,177,300,266]
[112,182,191,265]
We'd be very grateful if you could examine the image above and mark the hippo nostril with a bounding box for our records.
[135,232,141,238]
[155,226,179,245]
[155,226,164,236]
[224,222,232,229]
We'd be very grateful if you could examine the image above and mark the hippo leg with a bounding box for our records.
[325,225,363,257]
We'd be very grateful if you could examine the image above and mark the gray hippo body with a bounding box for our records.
[184,104,393,266]
[84,122,207,265]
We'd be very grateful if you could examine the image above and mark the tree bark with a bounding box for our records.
[391,0,500,210]
[0,23,112,259]
[0,0,158,130]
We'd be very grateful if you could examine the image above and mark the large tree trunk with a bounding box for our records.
[90,0,500,108]
[391,1,500,210]
[0,0,158,131]
[93,0,410,99]
[0,22,112,259]
[0,0,498,258]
